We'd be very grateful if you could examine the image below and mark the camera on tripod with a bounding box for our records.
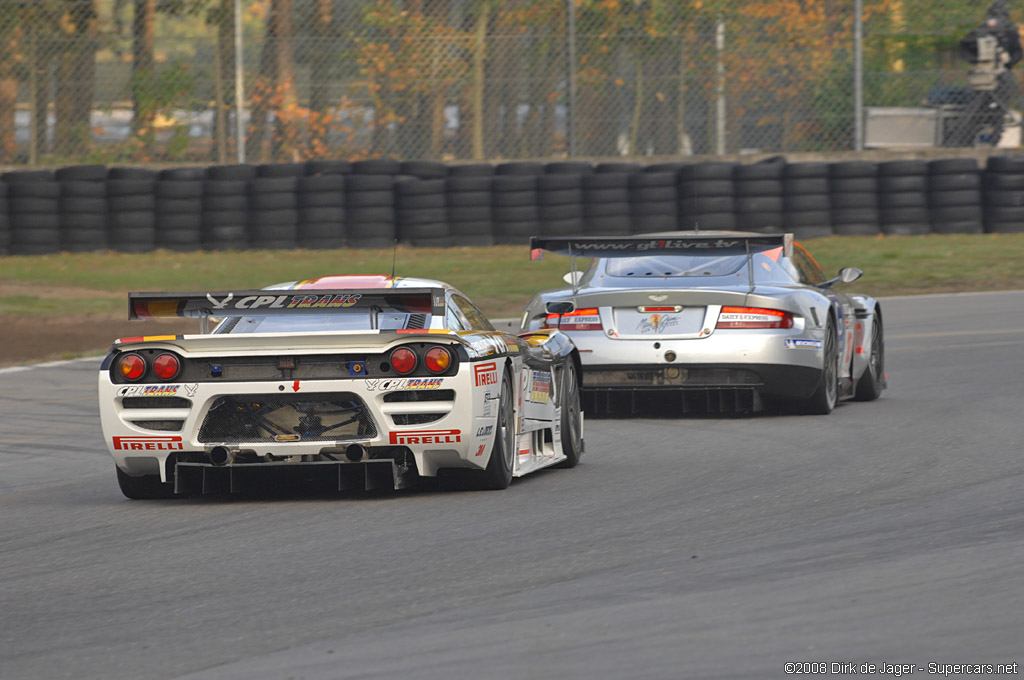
[963,33,1010,92]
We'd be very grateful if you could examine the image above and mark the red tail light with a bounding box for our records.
[424,347,452,374]
[117,353,146,381]
[152,353,181,380]
[544,308,603,331]
[716,306,794,329]
[390,347,418,374]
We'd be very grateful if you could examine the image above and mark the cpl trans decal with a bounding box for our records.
[117,384,181,398]
[474,361,498,387]
[784,339,823,350]
[530,371,551,404]
[365,378,444,391]
[569,238,742,252]
[389,429,462,445]
[637,313,679,334]
[113,435,184,451]
[204,292,362,310]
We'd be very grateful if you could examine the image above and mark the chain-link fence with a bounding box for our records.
[0,0,1017,166]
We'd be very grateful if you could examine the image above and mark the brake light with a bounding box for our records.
[390,347,418,374]
[716,306,794,329]
[424,347,452,374]
[152,353,181,380]
[544,308,603,331]
[118,353,146,381]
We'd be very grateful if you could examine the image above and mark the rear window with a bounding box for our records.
[605,254,748,277]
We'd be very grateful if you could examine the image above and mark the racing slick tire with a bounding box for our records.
[554,361,583,468]
[476,370,516,490]
[801,319,839,415]
[854,314,885,402]
[116,466,176,500]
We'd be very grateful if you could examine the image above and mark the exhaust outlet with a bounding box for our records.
[208,446,234,466]
[345,444,366,462]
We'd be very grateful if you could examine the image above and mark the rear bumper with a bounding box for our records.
[173,459,416,494]
[581,363,822,400]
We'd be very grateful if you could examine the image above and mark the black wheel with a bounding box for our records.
[802,319,839,415]
[477,370,515,490]
[554,362,583,468]
[854,314,885,402]
[116,466,176,499]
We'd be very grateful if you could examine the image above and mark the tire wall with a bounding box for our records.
[2,155,1023,254]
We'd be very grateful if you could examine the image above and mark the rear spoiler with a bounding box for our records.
[530,234,792,259]
[129,288,446,321]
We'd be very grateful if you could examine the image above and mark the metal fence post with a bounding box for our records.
[715,17,726,156]
[234,0,246,164]
[854,0,864,151]
[566,0,578,158]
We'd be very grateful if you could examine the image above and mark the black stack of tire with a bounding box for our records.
[305,159,352,176]
[782,162,832,239]
[583,172,632,235]
[629,170,678,233]
[155,168,204,251]
[298,173,346,249]
[203,164,255,251]
[248,173,299,250]
[0,182,8,255]
[677,162,737,230]
[546,161,594,175]
[877,160,930,236]
[400,160,448,180]
[492,165,540,245]
[4,170,60,255]
[396,178,450,247]
[982,155,1024,234]
[353,158,402,177]
[927,158,983,234]
[107,168,158,253]
[345,174,396,249]
[734,160,785,233]
[446,164,494,246]
[829,161,880,236]
[56,164,108,252]
[538,173,585,237]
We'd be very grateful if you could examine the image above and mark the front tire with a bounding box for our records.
[801,319,839,415]
[554,361,583,468]
[115,466,176,499]
[854,314,885,401]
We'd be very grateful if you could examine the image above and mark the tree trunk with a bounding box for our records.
[55,0,98,158]
[132,0,156,143]
[470,1,490,159]
[308,0,332,155]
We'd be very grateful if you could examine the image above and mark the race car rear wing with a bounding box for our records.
[529,234,793,259]
[129,288,446,331]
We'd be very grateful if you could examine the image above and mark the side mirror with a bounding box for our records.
[562,271,583,285]
[545,301,575,315]
[838,267,863,284]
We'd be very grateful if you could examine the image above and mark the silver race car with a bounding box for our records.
[521,232,885,416]
[99,275,583,498]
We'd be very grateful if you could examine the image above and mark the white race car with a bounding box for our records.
[99,275,583,498]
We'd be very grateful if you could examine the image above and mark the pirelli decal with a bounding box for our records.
[113,435,184,451]
[474,361,498,387]
[389,429,462,445]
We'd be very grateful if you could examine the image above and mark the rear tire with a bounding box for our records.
[854,314,885,401]
[801,319,839,415]
[115,466,176,499]
[554,362,583,468]
[477,371,515,490]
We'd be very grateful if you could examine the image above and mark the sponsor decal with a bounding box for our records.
[784,339,823,350]
[637,313,679,334]
[204,292,362,311]
[183,384,198,397]
[365,378,443,391]
[570,238,741,252]
[113,435,184,451]
[482,391,494,417]
[476,425,493,437]
[389,429,462,445]
[117,385,179,398]
[530,371,551,404]
[474,361,498,387]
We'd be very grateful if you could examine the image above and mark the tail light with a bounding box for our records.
[544,308,603,331]
[716,306,794,329]
[152,353,182,380]
[390,347,418,374]
[424,347,451,374]
[117,353,147,381]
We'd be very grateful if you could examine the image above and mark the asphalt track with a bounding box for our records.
[2,291,1023,680]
